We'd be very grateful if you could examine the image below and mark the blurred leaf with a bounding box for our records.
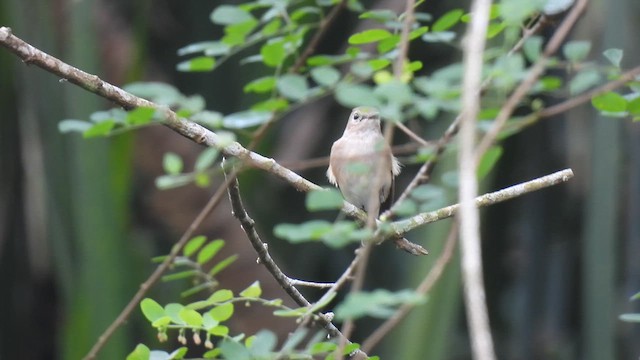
[195,148,219,172]
[277,74,309,101]
[603,48,623,67]
[543,0,575,14]
[487,22,507,39]
[335,289,425,320]
[127,344,151,360]
[141,298,165,322]
[260,40,286,67]
[162,270,197,282]
[374,80,414,105]
[348,29,392,44]
[306,188,344,211]
[247,330,277,356]
[620,313,640,322]
[191,111,223,128]
[222,19,259,45]
[155,174,194,190]
[184,236,207,257]
[126,107,155,125]
[523,36,543,62]
[210,5,255,25]
[533,76,563,93]
[209,255,238,276]
[569,69,601,95]
[421,31,456,43]
[240,281,262,298]
[83,120,115,138]
[209,289,234,303]
[432,9,463,32]
[251,98,289,112]
[591,92,627,112]
[477,146,503,179]
[262,18,281,36]
[359,9,397,22]
[176,57,216,72]
[179,308,203,327]
[335,83,381,108]
[210,302,234,322]
[197,239,225,264]
[151,316,171,328]
[630,292,640,301]
[377,35,400,53]
[628,97,640,117]
[368,59,391,72]
[58,119,92,133]
[310,342,337,354]
[168,347,188,360]
[563,40,591,63]
[244,76,277,94]
[310,66,341,87]
[163,152,183,175]
[178,41,230,57]
[219,339,251,360]
[210,325,230,336]
[165,303,186,325]
[223,110,271,129]
[409,26,429,40]
[500,0,546,25]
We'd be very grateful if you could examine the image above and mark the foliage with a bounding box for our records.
[50,0,640,358]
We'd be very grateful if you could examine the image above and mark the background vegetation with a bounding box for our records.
[0,0,639,359]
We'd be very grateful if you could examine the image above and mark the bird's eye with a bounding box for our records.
[353,113,361,122]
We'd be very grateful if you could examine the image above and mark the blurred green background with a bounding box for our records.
[1,0,639,359]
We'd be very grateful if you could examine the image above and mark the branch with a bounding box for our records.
[474,0,589,159]
[224,166,369,358]
[378,169,574,242]
[362,224,459,352]
[83,171,238,360]
[459,0,496,357]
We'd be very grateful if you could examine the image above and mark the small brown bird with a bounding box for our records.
[327,106,401,216]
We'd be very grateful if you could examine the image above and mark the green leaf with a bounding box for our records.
[141,298,165,322]
[262,18,282,36]
[276,74,309,101]
[247,330,277,356]
[377,35,400,53]
[477,146,503,179]
[210,325,230,336]
[179,308,203,327]
[127,344,150,360]
[197,239,225,264]
[168,347,188,360]
[178,41,229,57]
[620,313,640,322]
[191,111,223,128]
[163,152,183,175]
[310,341,337,355]
[240,281,262,298]
[631,292,640,301]
[165,303,186,324]
[500,0,546,25]
[151,316,172,328]
[201,312,219,330]
[335,289,425,320]
[603,48,623,67]
[421,31,456,43]
[409,26,429,40]
[182,235,207,257]
[523,36,543,62]
[244,76,277,94]
[306,188,344,211]
[348,29,392,44]
[563,40,591,63]
[569,69,601,95]
[124,82,181,104]
[591,91,627,113]
[223,110,271,129]
[359,9,397,22]
[222,19,259,46]
[155,174,194,190]
[210,5,255,25]
[251,98,289,112]
[310,66,341,87]
[368,58,391,71]
[176,56,216,72]
[432,9,463,32]
[260,40,286,67]
[162,270,197,282]
[83,120,115,138]
[628,97,640,116]
[209,254,238,276]
[219,339,251,360]
[335,83,381,108]
[195,148,219,172]
[58,119,92,133]
[210,302,234,322]
[374,80,414,105]
[126,107,156,125]
[209,289,234,303]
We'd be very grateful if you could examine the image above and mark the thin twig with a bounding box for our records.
[288,279,335,289]
[362,224,459,352]
[474,0,589,159]
[378,169,574,244]
[538,65,640,118]
[83,171,238,360]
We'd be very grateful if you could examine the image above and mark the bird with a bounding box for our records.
[327,106,401,217]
